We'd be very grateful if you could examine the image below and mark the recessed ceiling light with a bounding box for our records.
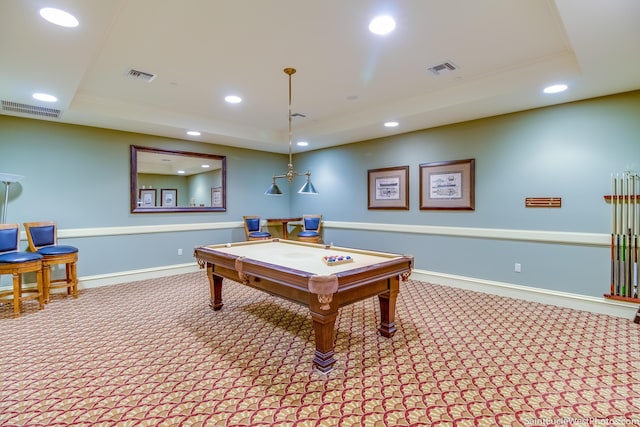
[225,95,242,104]
[39,8,79,28]
[32,93,58,102]
[297,141,309,147]
[201,164,210,168]
[369,15,396,35]
[384,121,399,128]
[187,131,201,136]
[543,84,568,94]
[177,170,186,174]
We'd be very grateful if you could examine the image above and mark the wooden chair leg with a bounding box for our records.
[36,268,44,310]
[43,264,51,303]
[65,263,71,296]
[69,262,78,298]
[12,272,21,318]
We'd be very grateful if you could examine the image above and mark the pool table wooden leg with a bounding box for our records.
[377,277,399,337]
[207,264,224,311]
[309,309,338,373]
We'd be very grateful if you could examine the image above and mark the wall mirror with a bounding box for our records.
[130,145,226,213]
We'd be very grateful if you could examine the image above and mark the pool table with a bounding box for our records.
[193,239,413,373]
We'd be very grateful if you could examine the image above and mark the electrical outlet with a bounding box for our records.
[514,263,521,273]
[178,248,183,256]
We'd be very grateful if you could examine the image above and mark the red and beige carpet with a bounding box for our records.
[1,272,639,426]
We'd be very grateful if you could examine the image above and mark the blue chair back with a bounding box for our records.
[0,225,19,254]
[304,217,320,231]
[245,218,260,232]
[29,225,56,248]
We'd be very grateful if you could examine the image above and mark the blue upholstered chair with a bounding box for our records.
[23,221,78,303]
[297,214,322,243]
[0,223,44,317]
[243,216,272,241]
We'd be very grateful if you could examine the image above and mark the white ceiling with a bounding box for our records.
[1,0,639,154]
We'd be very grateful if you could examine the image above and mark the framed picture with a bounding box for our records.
[211,187,223,207]
[139,189,157,207]
[419,159,475,210]
[161,189,177,207]
[367,166,409,210]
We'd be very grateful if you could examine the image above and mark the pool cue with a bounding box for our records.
[625,172,630,297]
[631,174,640,298]
[622,173,627,296]
[627,172,635,297]
[627,172,632,295]
[614,174,621,295]
[611,173,618,295]
[626,172,634,297]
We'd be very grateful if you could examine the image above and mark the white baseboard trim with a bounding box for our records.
[78,263,201,289]
[75,263,638,320]
[411,269,638,320]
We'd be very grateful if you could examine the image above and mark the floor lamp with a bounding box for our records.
[0,173,24,224]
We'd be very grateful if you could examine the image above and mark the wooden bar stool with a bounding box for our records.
[243,216,271,241]
[0,224,44,317]
[297,214,323,243]
[23,221,78,303]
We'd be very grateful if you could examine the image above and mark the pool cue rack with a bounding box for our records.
[604,172,640,305]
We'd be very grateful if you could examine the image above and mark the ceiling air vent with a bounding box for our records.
[126,68,156,82]
[427,62,457,76]
[1,100,62,119]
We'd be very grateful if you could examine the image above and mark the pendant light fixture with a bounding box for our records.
[264,68,318,196]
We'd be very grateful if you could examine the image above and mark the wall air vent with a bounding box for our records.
[1,100,62,119]
[126,68,156,82]
[427,62,458,75]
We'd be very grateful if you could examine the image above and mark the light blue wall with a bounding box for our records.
[292,91,640,297]
[0,118,292,280]
[293,91,640,230]
[0,119,295,227]
[1,91,639,299]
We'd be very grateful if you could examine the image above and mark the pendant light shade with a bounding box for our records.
[298,175,317,194]
[264,181,283,196]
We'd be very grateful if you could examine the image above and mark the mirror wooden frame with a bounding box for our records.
[130,145,227,213]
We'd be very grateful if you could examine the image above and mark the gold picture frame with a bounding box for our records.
[419,159,475,210]
[367,166,409,210]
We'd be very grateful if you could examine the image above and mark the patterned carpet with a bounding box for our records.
[1,272,639,427]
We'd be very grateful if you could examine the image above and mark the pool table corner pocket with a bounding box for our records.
[308,274,339,310]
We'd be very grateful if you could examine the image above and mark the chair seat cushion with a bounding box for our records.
[249,231,271,238]
[37,245,79,256]
[298,231,319,238]
[0,251,43,263]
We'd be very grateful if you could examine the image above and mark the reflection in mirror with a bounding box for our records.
[130,145,226,213]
